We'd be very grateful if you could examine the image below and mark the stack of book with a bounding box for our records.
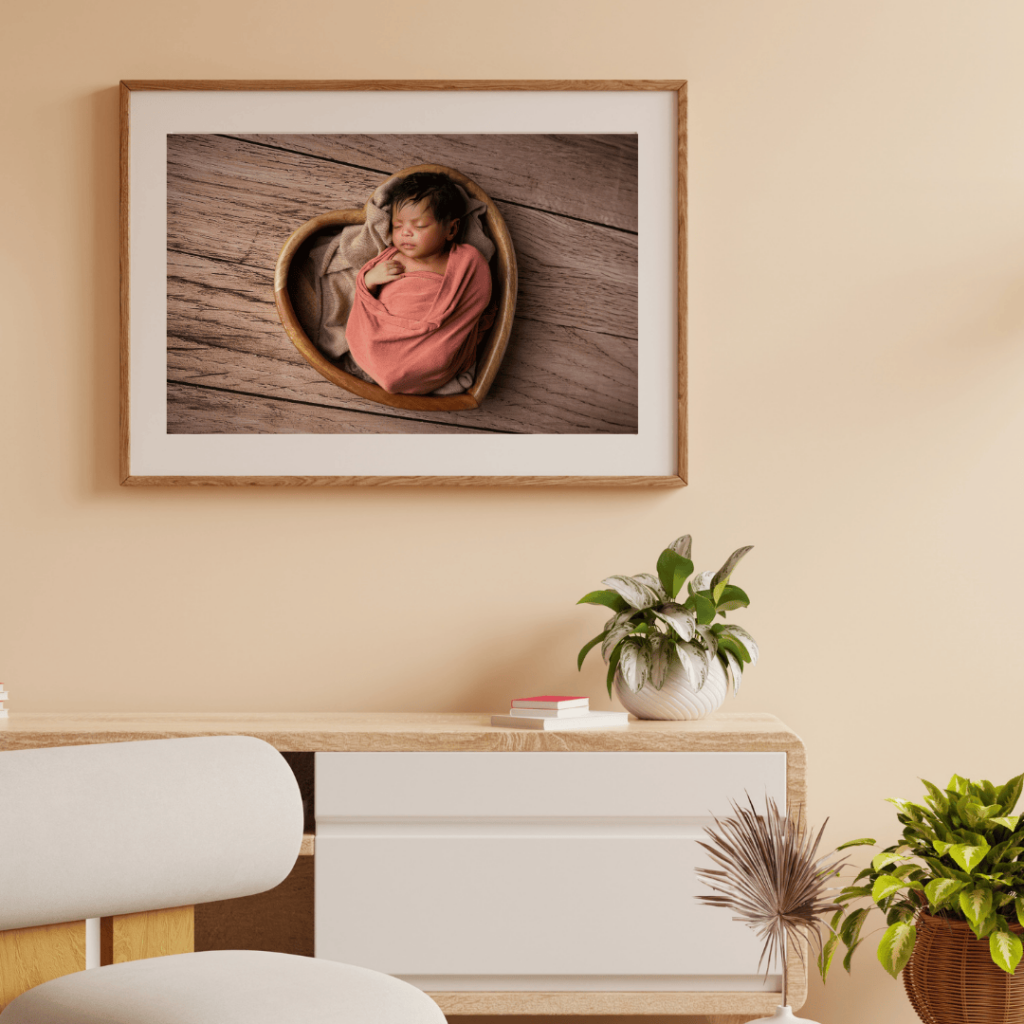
[491,695,629,730]
[0,682,7,718]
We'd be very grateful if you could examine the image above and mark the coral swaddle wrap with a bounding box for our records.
[346,243,494,395]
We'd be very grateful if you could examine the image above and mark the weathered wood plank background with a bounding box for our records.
[167,134,638,435]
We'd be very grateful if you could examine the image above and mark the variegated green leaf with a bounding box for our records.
[1016,896,1024,928]
[689,570,715,593]
[656,549,693,600]
[676,640,710,692]
[605,640,624,698]
[960,885,994,926]
[872,874,905,902]
[652,602,696,642]
[717,624,759,666]
[668,534,692,559]
[711,545,753,594]
[873,851,909,872]
[601,614,639,663]
[991,925,1023,974]
[720,648,743,695]
[925,878,965,908]
[959,797,987,828]
[696,625,718,659]
[715,634,749,666]
[618,638,653,693]
[922,779,949,814]
[999,774,1024,813]
[632,573,668,601]
[956,830,988,847]
[649,634,672,690]
[949,774,971,797]
[712,589,753,610]
[714,584,750,614]
[577,589,629,612]
[840,906,871,948]
[933,840,952,857]
[877,922,916,978]
[993,816,1020,830]
[950,843,990,873]
[601,575,663,611]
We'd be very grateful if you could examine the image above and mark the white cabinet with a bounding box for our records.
[315,751,785,994]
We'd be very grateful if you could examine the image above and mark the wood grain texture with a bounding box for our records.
[427,991,782,1015]
[678,81,689,485]
[100,906,194,964]
[119,79,687,485]
[195,856,313,957]
[0,710,804,754]
[0,920,85,1011]
[165,134,637,435]
[123,79,686,92]
[120,473,685,487]
[120,83,131,484]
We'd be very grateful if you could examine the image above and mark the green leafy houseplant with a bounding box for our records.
[825,773,1024,981]
[576,534,758,697]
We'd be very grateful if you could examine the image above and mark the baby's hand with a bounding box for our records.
[364,258,405,290]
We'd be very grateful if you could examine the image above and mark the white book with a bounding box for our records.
[491,710,629,730]
[0,708,7,718]
[511,696,588,710]
[509,706,592,719]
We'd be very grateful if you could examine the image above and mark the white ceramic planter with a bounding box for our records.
[615,654,729,720]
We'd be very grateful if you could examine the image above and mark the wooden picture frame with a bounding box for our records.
[120,80,687,486]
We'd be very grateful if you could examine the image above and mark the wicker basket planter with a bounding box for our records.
[904,912,1024,1024]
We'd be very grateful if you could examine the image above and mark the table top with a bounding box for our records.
[0,710,803,754]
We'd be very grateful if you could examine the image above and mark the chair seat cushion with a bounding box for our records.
[0,950,446,1024]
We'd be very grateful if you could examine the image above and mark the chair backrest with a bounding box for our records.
[0,736,303,930]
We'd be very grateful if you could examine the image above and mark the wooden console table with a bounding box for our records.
[0,711,806,1022]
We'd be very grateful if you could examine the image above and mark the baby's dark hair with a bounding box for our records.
[389,171,465,239]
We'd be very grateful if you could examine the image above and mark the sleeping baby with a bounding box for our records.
[346,172,493,396]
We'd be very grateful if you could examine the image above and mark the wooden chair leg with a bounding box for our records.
[0,920,86,1011]
[100,906,194,964]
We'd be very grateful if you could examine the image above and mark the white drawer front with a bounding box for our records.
[315,752,786,990]
[316,751,785,819]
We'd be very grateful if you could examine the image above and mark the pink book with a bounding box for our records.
[511,695,589,710]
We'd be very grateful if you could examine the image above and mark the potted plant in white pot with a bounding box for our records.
[576,534,758,720]
[826,773,1024,1024]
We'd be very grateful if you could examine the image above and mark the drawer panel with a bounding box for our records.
[315,751,787,989]
[315,829,774,980]
[316,752,785,819]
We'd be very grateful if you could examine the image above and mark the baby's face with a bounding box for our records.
[391,199,458,261]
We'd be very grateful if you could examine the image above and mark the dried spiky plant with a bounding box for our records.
[695,795,846,1007]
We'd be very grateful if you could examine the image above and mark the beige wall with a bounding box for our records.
[5,1,1024,1021]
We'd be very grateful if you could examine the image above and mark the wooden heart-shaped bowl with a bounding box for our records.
[274,164,517,412]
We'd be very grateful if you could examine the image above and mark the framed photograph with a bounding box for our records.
[120,80,686,486]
